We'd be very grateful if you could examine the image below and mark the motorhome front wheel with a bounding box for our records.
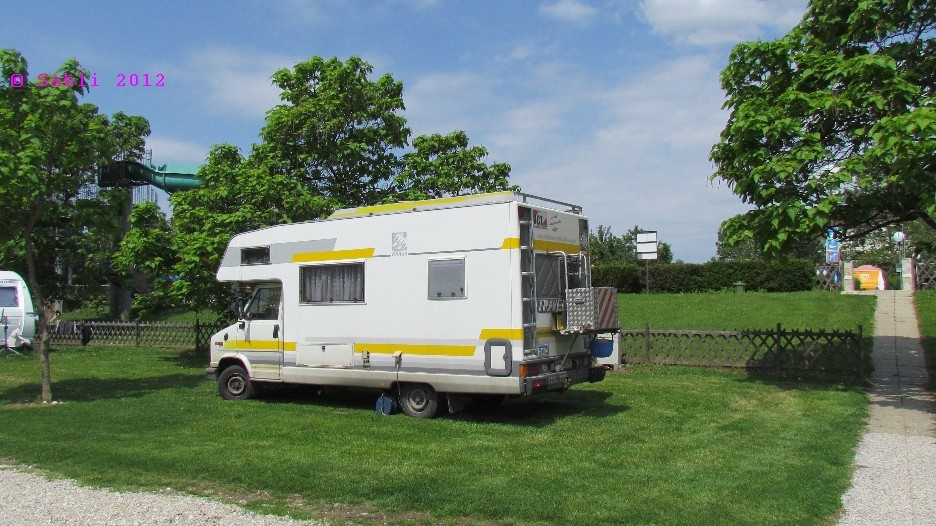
[218,365,256,400]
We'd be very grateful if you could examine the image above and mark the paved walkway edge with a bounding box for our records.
[838,290,936,526]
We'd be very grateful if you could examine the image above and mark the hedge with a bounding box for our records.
[592,259,814,293]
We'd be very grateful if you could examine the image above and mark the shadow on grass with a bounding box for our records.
[0,373,204,403]
[256,384,626,425]
[160,349,210,369]
[737,368,868,406]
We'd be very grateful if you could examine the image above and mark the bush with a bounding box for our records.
[593,259,814,293]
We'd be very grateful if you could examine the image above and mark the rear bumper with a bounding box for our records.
[205,367,218,380]
[523,365,605,395]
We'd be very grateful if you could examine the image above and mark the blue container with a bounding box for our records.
[591,338,614,358]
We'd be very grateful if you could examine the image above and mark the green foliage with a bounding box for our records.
[258,56,409,208]
[711,0,936,257]
[594,259,815,293]
[0,346,866,525]
[392,131,515,200]
[112,201,177,316]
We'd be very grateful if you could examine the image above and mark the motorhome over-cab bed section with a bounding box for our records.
[207,192,618,418]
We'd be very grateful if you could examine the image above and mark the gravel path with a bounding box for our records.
[0,464,327,526]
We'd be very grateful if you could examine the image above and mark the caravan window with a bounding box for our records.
[241,246,271,265]
[300,263,365,303]
[428,258,466,299]
[0,287,18,308]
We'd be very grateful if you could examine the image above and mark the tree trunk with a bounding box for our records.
[23,220,52,403]
[110,186,133,321]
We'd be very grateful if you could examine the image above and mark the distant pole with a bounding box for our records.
[645,260,650,294]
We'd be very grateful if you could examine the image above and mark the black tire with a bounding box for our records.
[399,383,439,419]
[471,394,506,409]
[218,365,256,400]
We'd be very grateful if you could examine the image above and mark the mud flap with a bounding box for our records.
[447,393,469,414]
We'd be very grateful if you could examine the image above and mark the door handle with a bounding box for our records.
[273,324,279,339]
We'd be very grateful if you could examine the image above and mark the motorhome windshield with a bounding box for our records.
[0,286,18,308]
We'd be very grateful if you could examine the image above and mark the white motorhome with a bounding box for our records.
[206,192,618,418]
[0,271,36,349]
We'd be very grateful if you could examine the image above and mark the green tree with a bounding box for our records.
[715,214,824,263]
[257,56,410,208]
[111,201,176,317]
[710,0,935,257]
[392,131,515,200]
[0,49,109,402]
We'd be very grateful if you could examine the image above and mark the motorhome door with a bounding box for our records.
[239,285,283,380]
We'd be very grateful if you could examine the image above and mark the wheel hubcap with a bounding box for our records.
[227,376,245,395]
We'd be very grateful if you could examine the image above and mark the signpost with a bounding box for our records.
[637,231,658,293]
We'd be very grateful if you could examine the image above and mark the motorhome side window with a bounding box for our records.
[246,287,281,320]
[300,263,365,303]
[428,258,466,299]
[0,287,18,307]
[241,246,270,265]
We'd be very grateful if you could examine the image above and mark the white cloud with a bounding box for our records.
[538,0,599,25]
[456,54,749,262]
[639,0,807,45]
[404,71,500,137]
[182,47,298,119]
[146,135,210,165]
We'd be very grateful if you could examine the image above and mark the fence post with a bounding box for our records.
[857,324,864,378]
[195,317,200,352]
[644,323,651,363]
[775,322,783,372]
[135,320,141,348]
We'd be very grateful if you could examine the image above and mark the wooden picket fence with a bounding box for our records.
[916,261,936,290]
[618,323,865,376]
[49,320,228,352]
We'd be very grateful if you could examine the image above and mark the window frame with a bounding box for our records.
[427,257,467,300]
[299,262,366,304]
[240,246,271,266]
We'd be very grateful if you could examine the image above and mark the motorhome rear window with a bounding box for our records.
[300,263,365,303]
[0,286,18,308]
[241,246,271,265]
[428,258,466,299]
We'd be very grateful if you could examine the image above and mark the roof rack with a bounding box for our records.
[515,192,582,214]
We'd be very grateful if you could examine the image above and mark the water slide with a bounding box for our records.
[100,160,202,193]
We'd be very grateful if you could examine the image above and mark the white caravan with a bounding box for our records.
[0,271,36,349]
[206,192,619,418]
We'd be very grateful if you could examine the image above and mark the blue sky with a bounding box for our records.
[5,0,807,262]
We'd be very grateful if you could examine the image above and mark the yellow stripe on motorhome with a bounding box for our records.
[330,192,515,219]
[480,328,523,340]
[291,248,375,263]
[501,238,580,254]
[501,238,521,249]
[223,340,297,351]
[533,240,581,254]
[356,342,476,357]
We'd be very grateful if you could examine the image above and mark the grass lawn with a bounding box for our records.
[618,290,876,331]
[0,344,867,525]
[915,291,936,389]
